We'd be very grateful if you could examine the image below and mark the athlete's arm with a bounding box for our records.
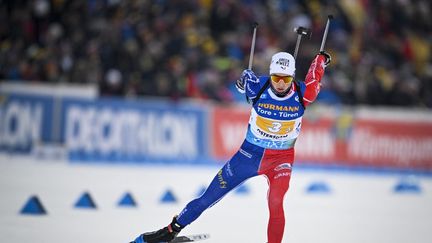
[303,51,331,106]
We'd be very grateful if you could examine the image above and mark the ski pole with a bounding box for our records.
[248,22,259,70]
[293,26,312,59]
[319,15,333,52]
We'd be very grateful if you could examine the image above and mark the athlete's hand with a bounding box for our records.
[241,69,258,83]
[237,69,256,94]
[318,51,331,66]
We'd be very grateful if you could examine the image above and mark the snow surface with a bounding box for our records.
[0,155,431,243]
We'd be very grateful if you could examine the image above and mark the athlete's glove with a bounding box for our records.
[241,69,258,83]
[236,69,258,94]
[319,51,331,67]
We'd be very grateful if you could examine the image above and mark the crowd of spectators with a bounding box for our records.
[0,0,431,107]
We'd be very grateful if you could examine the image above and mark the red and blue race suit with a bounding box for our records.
[176,54,327,243]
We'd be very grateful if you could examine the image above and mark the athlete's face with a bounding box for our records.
[270,74,293,93]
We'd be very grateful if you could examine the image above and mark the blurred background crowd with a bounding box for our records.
[0,0,431,107]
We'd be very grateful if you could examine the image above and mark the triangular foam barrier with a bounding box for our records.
[235,183,250,195]
[394,178,422,194]
[306,181,331,194]
[196,186,207,197]
[20,195,47,215]
[74,192,97,209]
[160,189,177,203]
[118,192,137,207]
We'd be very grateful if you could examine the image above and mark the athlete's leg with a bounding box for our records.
[258,149,294,243]
[131,145,263,243]
[264,168,291,243]
[176,142,264,227]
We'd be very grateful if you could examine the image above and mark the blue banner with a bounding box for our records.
[61,98,209,164]
[0,93,54,153]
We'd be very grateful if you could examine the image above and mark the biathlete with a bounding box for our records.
[131,50,331,243]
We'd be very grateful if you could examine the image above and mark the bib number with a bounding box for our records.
[268,122,282,133]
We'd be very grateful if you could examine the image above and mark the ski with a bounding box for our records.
[170,234,210,242]
[130,233,210,243]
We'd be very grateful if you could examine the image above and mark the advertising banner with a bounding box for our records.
[61,98,208,164]
[345,119,432,170]
[211,105,249,161]
[1,82,431,171]
[0,93,54,153]
[296,114,432,170]
[210,105,432,171]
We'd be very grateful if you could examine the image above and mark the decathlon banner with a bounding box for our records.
[61,98,209,164]
[0,93,54,153]
[0,83,96,155]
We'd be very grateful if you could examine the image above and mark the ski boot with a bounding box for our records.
[131,216,184,243]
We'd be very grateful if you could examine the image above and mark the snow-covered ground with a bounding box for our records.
[0,155,431,243]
